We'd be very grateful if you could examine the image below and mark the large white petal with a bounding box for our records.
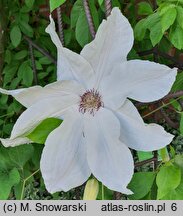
[84,108,134,194]
[0,137,32,147]
[0,80,84,108]
[100,60,177,110]
[81,7,134,88]
[46,16,94,88]
[0,86,42,108]
[41,110,91,193]
[116,99,174,151]
[10,94,79,140]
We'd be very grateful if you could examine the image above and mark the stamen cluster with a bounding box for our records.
[79,89,104,115]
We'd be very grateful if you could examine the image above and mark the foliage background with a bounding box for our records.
[0,0,183,200]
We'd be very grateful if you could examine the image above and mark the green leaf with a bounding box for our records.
[159,3,175,16]
[39,56,52,65]
[3,123,13,135]
[150,22,164,46]
[14,50,28,60]
[18,62,33,87]
[3,64,19,86]
[161,180,183,200]
[76,11,91,47]
[3,145,34,169]
[27,118,62,144]
[172,71,183,91]
[22,65,33,86]
[98,0,104,5]
[35,61,43,70]
[64,29,73,46]
[169,0,183,4]
[128,172,156,200]
[174,154,183,172]
[75,0,99,47]
[10,26,22,48]
[71,0,83,28]
[161,7,177,33]
[0,94,8,105]
[161,155,183,200]
[137,151,153,162]
[50,0,66,12]
[19,21,33,37]
[169,23,183,50]
[170,145,176,159]
[112,0,121,8]
[146,13,160,29]
[0,167,20,199]
[156,163,181,199]
[127,49,140,60]
[25,0,35,8]
[31,144,43,169]
[10,77,21,89]
[176,6,183,29]
[138,2,153,15]
[4,50,12,64]
[97,183,113,200]
[134,19,147,41]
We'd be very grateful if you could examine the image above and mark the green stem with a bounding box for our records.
[20,169,40,200]
[142,96,183,118]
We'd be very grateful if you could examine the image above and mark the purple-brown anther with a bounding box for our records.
[79,89,104,115]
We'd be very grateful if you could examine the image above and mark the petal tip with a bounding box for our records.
[45,15,55,34]
[0,137,31,147]
[123,188,133,195]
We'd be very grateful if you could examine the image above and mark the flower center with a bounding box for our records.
[79,89,104,115]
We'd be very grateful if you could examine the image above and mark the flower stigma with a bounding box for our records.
[79,89,104,115]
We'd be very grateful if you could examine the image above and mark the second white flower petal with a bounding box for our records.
[81,7,134,88]
[40,110,91,193]
[116,99,174,151]
[0,80,84,108]
[100,60,177,110]
[10,95,79,139]
[84,108,134,194]
[46,16,94,88]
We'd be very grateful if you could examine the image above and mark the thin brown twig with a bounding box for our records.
[153,151,158,170]
[138,48,183,70]
[28,42,38,85]
[153,46,158,63]
[83,0,96,39]
[135,157,157,168]
[152,0,157,10]
[135,90,183,108]
[164,91,183,100]
[138,49,154,56]
[23,35,57,65]
[56,6,65,46]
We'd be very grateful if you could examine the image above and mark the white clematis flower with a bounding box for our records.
[0,7,177,194]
